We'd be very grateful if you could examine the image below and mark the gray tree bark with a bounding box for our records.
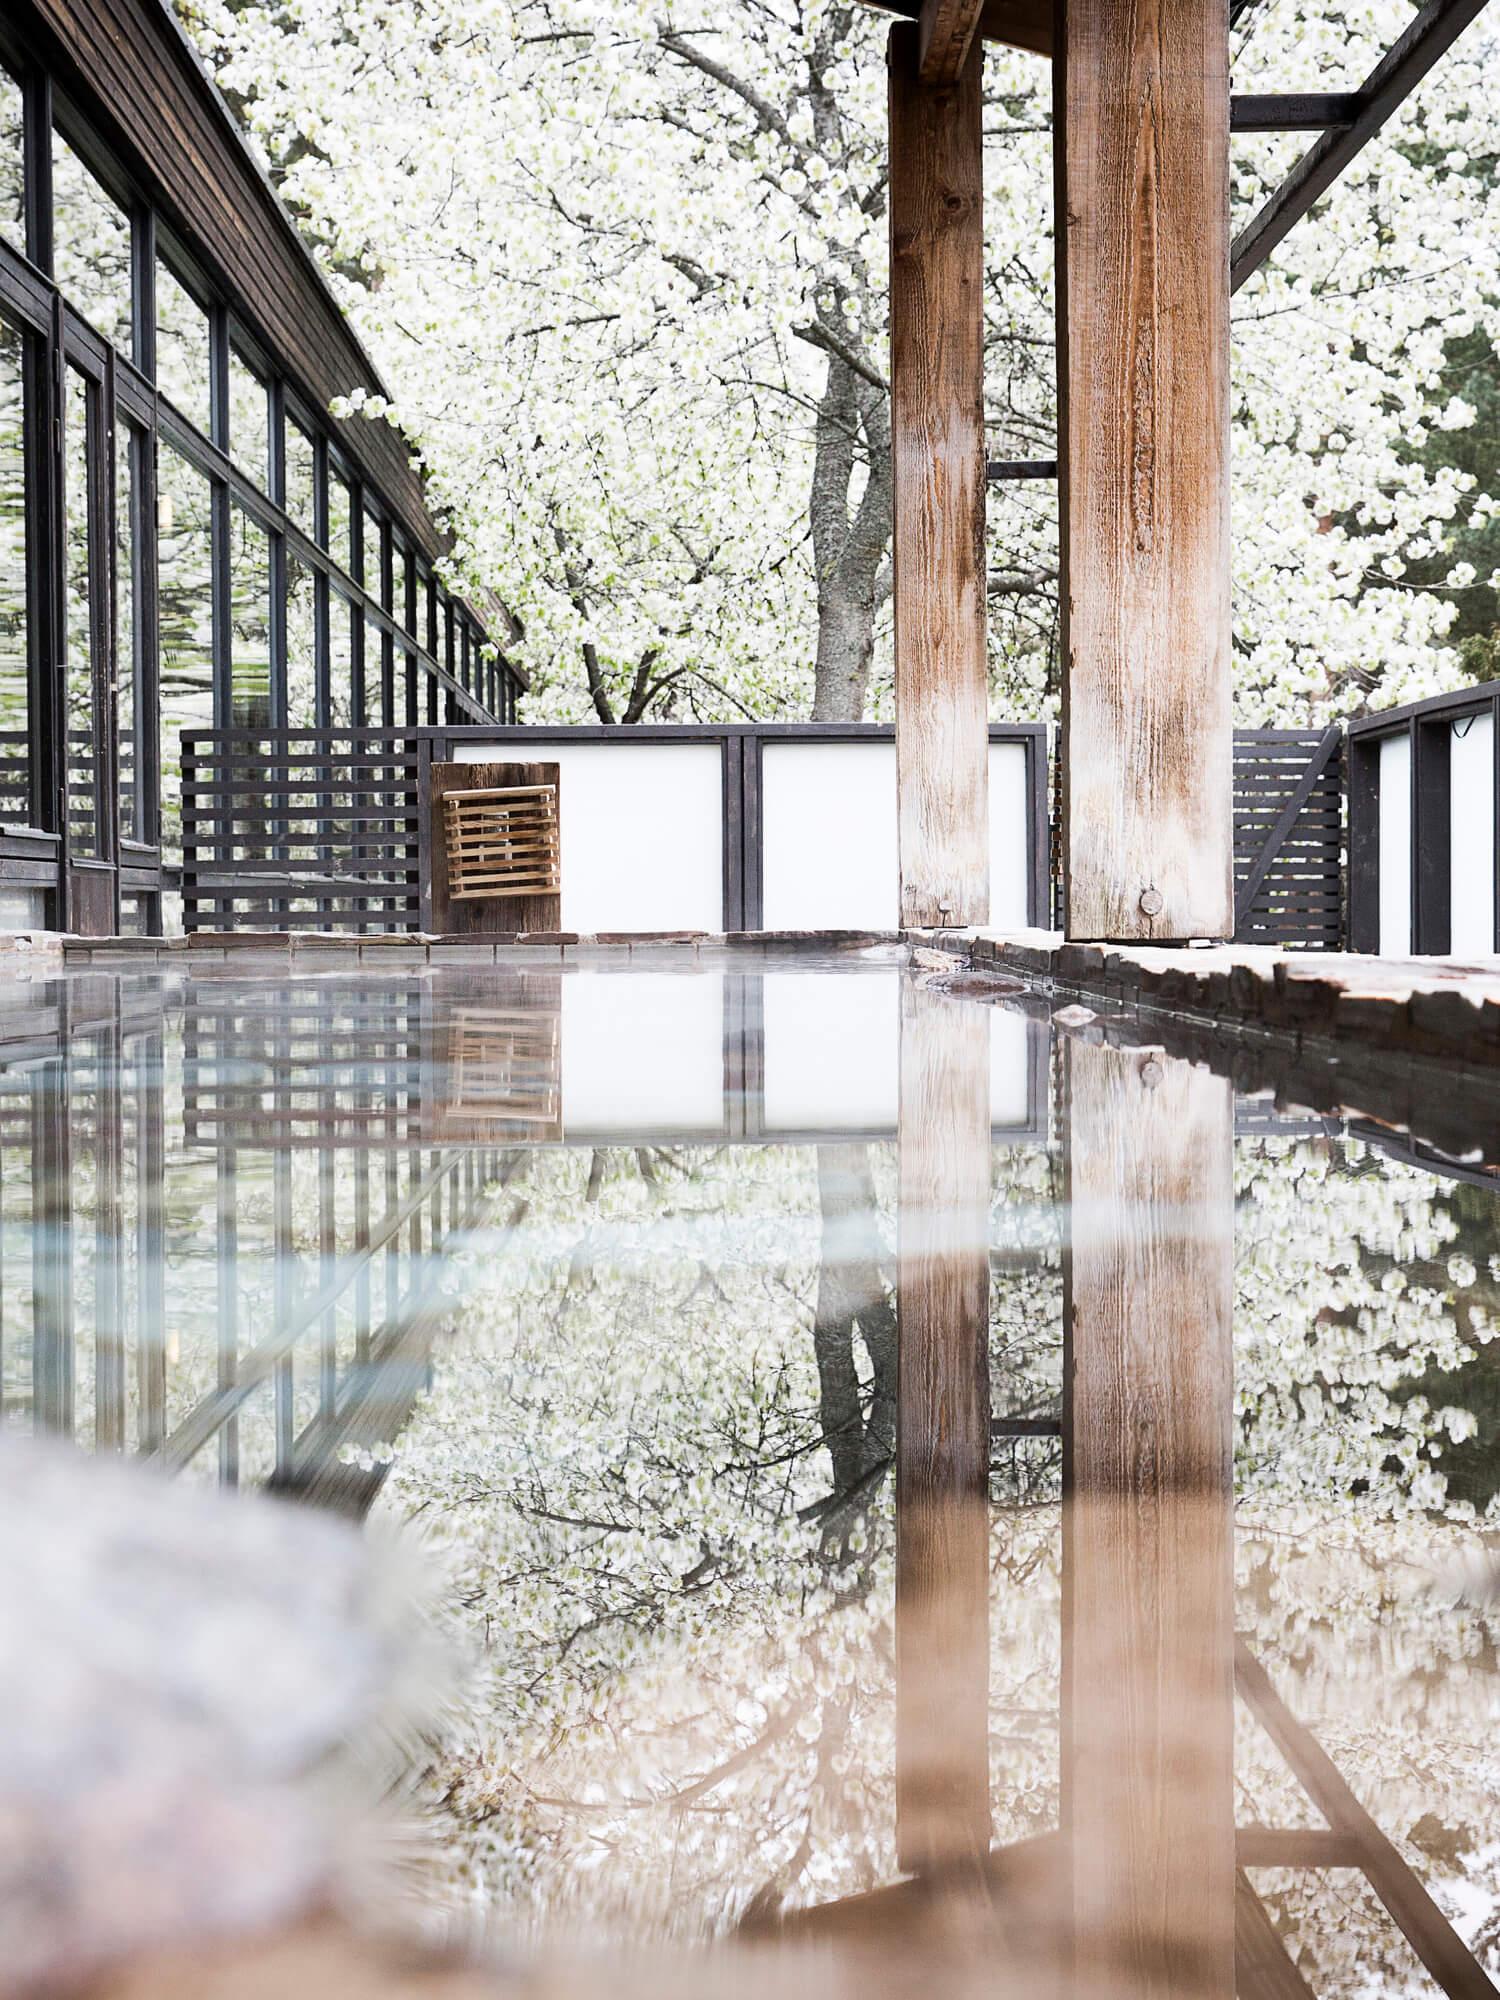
[809,355,893,723]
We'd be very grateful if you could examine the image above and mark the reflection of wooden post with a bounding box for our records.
[888,25,989,929]
[1062,1039,1234,1998]
[896,980,990,1874]
[1057,0,1232,940]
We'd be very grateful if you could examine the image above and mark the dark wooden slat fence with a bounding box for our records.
[1232,728,1344,948]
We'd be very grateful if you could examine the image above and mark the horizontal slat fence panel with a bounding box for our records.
[182,730,424,933]
[1233,728,1344,948]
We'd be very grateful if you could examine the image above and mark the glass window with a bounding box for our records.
[52,134,131,352]
[285,554,315,726]
[155,261,210,434]
[229,507,271,726]
[0,318,29,826]
[285,420,315,539]
[116,423,141,844]
[363,506,383,600]
[327,469,351,574]
[229,349,268,489]
[0,70,22,256]
[368,613,390,728]
[64,368,98,857]
[328,588,353,725]
[156,447,213,861]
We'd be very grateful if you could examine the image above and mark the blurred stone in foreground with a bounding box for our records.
[0,1442,453,1995]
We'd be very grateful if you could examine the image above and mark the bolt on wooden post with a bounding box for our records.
[1057,0,1233,941]
[888,23,990,931]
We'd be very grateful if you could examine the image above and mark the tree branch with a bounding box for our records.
[793,320,888,395]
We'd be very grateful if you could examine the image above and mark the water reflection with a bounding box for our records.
[0,958,1497,1996]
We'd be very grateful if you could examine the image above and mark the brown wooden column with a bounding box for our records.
[889,26,990,930]
[1057,0,1233,941]
[1061,1038,1235,1997]
[895,979,991,1873]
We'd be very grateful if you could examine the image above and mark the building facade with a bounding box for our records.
[0,0,522,934]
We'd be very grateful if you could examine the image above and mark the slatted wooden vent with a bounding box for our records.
[443,784,560,902]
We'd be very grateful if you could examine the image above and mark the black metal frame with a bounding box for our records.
[1347,685,1500,957]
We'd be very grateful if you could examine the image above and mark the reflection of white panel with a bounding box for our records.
[988,742,1032,931]
[762,743,897,932]
[1450,713,1495,956]
[762,972,899,1130]
[562,973,724,1134]
[989,1009,1031,1127]
[762,739,1036,931]
[455,741,722,933]
[1378,731,1412,957]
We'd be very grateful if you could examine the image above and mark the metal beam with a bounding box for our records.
[1231,0,1493,293]
[986,457,1057,481]
[1230,92,1361,131]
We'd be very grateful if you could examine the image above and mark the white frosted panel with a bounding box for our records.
[561,973,724,1134]
[761,743,897,931]
[987,742,1032,930]
[454,741,722,932]
[761,972,898,1130]
[763,739,1035,931]
[1378,731,1411,957]
[989,1009,1031,1126]
[1450,713,1495,956]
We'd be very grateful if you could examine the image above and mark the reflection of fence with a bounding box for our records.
[5,978,514,1517]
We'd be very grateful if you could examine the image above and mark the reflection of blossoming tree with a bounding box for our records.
[377,1125,1500,1988]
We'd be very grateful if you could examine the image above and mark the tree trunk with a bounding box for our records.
[810,355,893,722]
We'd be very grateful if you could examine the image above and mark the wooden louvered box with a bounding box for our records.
[442,784,560,902]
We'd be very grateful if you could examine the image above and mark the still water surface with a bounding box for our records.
[1,953,1498,1997]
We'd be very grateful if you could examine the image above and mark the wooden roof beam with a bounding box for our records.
[917,0,987,80]
[860,0,1052,60]
[1231,0,1493,291]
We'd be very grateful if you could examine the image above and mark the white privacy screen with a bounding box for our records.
[456,740,723,933]
[760,740,1032,931]
[1449,713,1495,956]
[561,972,724,1135]
[1378,731,1412,958]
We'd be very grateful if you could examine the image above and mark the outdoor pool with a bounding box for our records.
[1,944,1498,1999]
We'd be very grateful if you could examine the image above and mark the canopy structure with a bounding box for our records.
[857,0,1492,941]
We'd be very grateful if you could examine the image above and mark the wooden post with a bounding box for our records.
[895,979,991,1874]
[1057,0,1233,941]
[1061,1038,1235,1997]
[889,26,989,930]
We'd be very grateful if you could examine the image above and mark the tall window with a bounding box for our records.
[229,508,271,726]
[229,348,268,486]
[285,421,315,539]
[0,70,22,255]
[52,134,131,353]
[286,554,315,726]
[64,367,98,857]
[156,261,210,435]
[0,318,28,827]
[156,447,212,860]
[116,422,142,844]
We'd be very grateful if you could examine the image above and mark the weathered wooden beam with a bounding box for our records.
[888,25,989,929]
[1231,0,1492,292]
[1063,1039,1235,1997]
[1057,0,1233,940]
[858,0,1053,57]
[1235,1643,1500,2000]
[918,0,987,81]
[895,979,991,1875]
